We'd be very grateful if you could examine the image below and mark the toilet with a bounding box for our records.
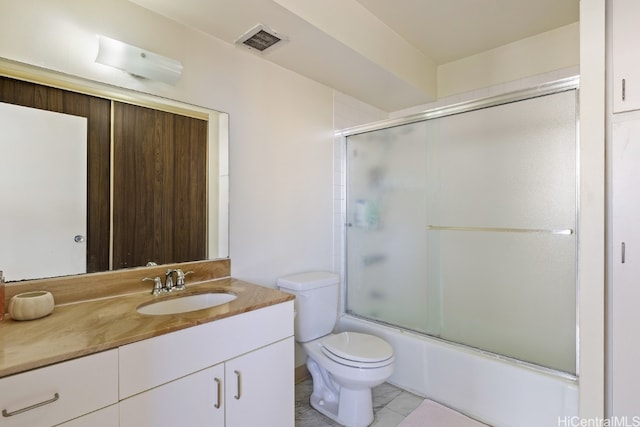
[277,272,394,427]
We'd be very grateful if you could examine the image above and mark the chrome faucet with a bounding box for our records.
[142,276,164,295]
[174,269,194,290]
[142,269,193,295]
[164,269,177,292]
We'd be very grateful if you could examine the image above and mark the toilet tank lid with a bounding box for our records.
[277,271,339,290]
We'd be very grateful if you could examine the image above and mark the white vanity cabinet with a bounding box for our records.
[612,0,640,113]
[0,298,294,426]
[118,301,295,427]
[0,349,118,427]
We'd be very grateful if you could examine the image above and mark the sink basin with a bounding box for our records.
[137,292,237,315]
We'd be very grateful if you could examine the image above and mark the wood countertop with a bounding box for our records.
[0,270,295,378]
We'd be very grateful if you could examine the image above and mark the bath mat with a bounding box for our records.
[398,399,488,427]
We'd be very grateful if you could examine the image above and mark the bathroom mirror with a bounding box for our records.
[0,63,229,282]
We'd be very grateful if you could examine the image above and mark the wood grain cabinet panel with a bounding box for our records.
[112,102,207,269]
[173,114,208,263]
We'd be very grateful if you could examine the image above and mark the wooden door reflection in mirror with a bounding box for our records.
[112,102,207,269]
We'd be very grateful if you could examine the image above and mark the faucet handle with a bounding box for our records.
[174,269,194,290]
[142,277,164,295]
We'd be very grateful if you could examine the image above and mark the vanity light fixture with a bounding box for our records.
[95,35,183,85]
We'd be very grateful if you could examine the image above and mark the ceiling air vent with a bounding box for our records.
[235,24,288,54]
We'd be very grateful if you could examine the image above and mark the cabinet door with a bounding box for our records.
[120,364,225,427]
[225,337,294,427]
[55,404,119,427]
[611,119,640,416]
[613,0,640,113]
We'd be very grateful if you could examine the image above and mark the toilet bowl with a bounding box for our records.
[277,272,395,427]
[303,332,394,427]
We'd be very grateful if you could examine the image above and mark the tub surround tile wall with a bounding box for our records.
[0,259,295,378]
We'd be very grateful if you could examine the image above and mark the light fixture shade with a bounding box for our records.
[95,35,183,85]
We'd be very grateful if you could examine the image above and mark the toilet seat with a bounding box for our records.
[321,332,394,368]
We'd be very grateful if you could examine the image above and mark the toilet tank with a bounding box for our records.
[277,271,339,342]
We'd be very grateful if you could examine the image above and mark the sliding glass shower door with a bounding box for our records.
[345,88,578,374]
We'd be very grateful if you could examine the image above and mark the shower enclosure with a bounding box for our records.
[344,80,578,376]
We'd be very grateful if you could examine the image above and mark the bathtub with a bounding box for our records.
[338,315,578,427]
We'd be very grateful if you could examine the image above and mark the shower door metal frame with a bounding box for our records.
[338,76,580,380]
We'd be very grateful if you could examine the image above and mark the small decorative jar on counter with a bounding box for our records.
[8,290,55,321]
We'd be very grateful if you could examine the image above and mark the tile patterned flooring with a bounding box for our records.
[295,378,424,427]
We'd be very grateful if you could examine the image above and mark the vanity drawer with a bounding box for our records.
[0,349,118,427]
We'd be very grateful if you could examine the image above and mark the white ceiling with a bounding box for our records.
[128,0,579,111]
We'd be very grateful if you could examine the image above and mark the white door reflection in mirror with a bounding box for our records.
[0,102,87,281]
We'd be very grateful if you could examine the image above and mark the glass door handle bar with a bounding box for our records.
[426,225,574,235]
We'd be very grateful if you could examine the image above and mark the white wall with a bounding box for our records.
[438,22,579,98]
[0,0,336,287]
